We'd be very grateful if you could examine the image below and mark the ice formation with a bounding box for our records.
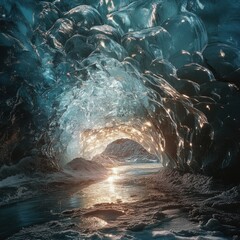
[0,0,240,180]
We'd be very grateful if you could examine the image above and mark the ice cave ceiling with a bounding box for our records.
[0,0,240,181]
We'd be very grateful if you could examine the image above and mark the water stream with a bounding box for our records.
[0,163,161,238]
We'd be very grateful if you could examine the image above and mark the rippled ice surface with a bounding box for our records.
[1,0,240,181]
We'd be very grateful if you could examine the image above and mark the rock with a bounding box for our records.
[153,211,165,220]
[127,222,146,232]
[203,218,222,231]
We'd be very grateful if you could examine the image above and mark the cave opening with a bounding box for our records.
[91,138,161,165]
[77,124,165,163]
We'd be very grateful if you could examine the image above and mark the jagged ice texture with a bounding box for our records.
[0,0,240,180]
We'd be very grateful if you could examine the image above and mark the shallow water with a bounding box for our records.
[0,163,161,238]
[1,163,233,240]
[80,163,163,207]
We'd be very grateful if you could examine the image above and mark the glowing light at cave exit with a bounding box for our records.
[79,120,165,161]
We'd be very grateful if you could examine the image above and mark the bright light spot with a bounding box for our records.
[107,175,118,194]
[112,167,118,175]
[144,121,152,127]
[160,144,164,152]
[107,176,115,183]
[220,49,225,57]
[100,40,106,48]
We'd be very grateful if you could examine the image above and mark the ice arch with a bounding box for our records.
[49,55,208,173]
[1,0,240,181]
[56,55,165,162]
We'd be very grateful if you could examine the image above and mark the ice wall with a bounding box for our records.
[0,0,240,180]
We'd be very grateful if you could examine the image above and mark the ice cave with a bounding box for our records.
[0,0,240,239]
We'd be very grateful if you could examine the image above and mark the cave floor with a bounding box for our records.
[1,163,240,240]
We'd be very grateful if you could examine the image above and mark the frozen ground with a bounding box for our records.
[1,163,239,239]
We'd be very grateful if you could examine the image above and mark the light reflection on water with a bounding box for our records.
[71,163,161,208]
[107,167,121,183]
[0,163,161,238]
